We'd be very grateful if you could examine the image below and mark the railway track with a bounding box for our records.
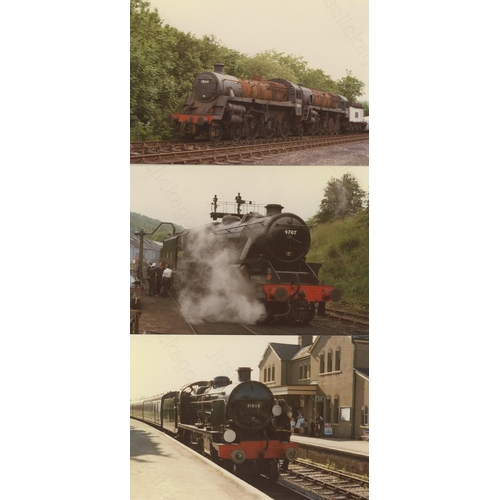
[325,308,369,327]
[130,134,368,164]
[280,459,369,499]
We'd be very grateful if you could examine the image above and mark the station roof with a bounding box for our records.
[130,235,162,251]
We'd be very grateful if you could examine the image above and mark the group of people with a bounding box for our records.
[146,262,173,297]
[290,411,323,437]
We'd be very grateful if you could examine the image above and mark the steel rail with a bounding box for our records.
[130,135,368,164]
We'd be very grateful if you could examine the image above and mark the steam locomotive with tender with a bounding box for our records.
[130,367,298,480]
[169,63,366,141]
[160,194,341,324]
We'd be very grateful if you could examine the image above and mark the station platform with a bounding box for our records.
[130,418,273,500]
[133,293,194,334]
[290,434,369,476]
[291,434,369,457]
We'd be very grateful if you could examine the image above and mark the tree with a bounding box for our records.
[335,70,365,102]
[130,0,179,140]
[358,100,369,116]
[309,174,367,225]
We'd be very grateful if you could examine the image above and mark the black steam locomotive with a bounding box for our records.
[160,194,341,324]
[130,367,298,479]
[169,63,366,141]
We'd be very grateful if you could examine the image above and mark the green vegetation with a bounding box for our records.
[130,212,183,242]
[307,174,368,311]
[130,0,367,141]
[308,173,367,226]
[308,208,368,311]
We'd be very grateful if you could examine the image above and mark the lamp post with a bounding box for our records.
[134,222,176,280]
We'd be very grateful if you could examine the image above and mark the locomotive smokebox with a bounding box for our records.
[237,367,253,382]
[265,204,284,216]
[214,63,225,74]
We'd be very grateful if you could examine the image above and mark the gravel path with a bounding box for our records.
[249,139,368,166]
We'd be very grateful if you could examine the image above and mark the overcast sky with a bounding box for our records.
[130,165,368,228]
[131,334,302,400]
[148,0,369,101]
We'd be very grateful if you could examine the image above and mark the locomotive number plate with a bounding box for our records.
[200,79,210,84]
[284,230,297,235]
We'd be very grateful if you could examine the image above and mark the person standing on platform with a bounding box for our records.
[146,263,156,296]
[314,411,323,437]
[155,262,164,297]
[161,264,173,296]
[297,412,305,435]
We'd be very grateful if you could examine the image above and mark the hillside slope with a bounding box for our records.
[307,209,368,311]
[130,212,183,241]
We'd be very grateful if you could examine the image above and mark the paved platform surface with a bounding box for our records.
[133,293,194,334]
[291,434,369,456]
[130,419,273,500]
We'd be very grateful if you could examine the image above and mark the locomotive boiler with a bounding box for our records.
[130,367,298,479]
[160,195,341,324]
[169,63,366,141]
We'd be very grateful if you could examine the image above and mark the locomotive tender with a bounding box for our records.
[130,367,298,479]
[169,63,366,141]
[160,195,341,324]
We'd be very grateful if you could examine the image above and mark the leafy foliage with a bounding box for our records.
[335,70,365,102]
[307,209,369,310]
[308,174,368,225]
[358,100,369,116]
[130,212,183,242]
[130,1,367,141]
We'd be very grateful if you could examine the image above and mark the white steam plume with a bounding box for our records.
[176,227,266,325]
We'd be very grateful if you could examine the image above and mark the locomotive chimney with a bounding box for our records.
[237,367,252,382]
[265,204,284,216]
[214,63,225,74]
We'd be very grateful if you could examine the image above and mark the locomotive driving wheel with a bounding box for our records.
[244,116,259,139]
[327,117,335,135]
[208,122,223,141]
[307,122,317,136]
[229,123,243,140]
[268,461,280,482]
[278,114,291,138]
[261,114,276,138]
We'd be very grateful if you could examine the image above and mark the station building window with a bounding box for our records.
[319,353,325,373]
[362,405,368,426]
[335,347,341,371]
[333,396,340,424]
[327,350,333,372]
